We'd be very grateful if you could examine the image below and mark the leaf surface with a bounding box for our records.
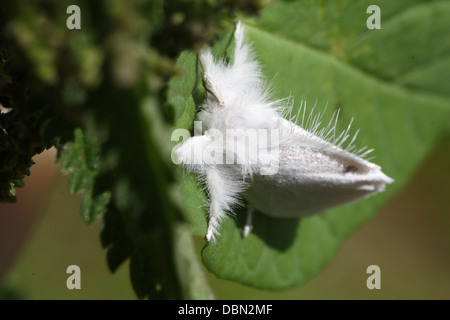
[169,0,450,289]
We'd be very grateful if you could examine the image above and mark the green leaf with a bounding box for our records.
[169,0,450,289]
[166,51,209,237]
[60,128,111,224]
[91,83,213,299]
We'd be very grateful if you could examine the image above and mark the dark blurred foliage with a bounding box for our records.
[0,0,269,299]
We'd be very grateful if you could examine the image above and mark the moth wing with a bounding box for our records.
[245,116,393,217]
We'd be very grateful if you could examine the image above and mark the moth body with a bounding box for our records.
[174,22,394,241]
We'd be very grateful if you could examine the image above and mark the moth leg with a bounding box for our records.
[205,166,229,242]
[172,135,211,169]
[243,207,254,238]
[174,136,227,241]
[204,165,245,242]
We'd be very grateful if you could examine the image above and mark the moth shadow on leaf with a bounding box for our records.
[234,206,300,251]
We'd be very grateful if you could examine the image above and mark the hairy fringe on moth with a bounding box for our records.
[280,100,375,160]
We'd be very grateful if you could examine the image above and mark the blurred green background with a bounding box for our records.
[1,136,448,299]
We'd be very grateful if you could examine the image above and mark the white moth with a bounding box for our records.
[173,22,394,241]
